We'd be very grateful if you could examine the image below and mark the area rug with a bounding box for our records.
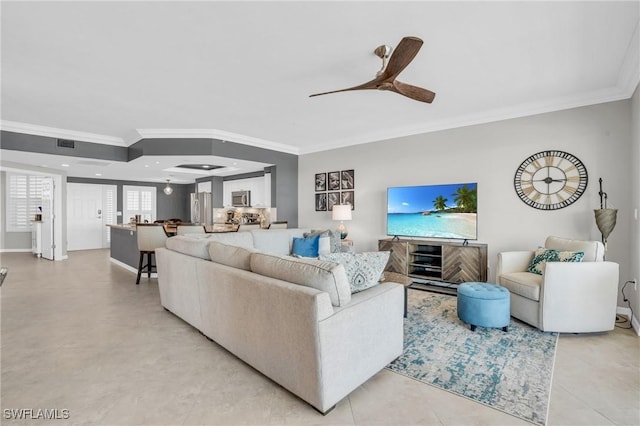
[386,291,558,425]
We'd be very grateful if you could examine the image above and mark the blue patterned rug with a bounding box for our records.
[386,291,558,425]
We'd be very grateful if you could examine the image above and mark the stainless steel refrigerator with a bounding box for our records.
[190,192,212,225]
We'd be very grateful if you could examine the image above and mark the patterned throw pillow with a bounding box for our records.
[527,247,585,275]
[319,251,390,293]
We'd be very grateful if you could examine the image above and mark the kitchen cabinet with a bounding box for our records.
[223,176,270,207]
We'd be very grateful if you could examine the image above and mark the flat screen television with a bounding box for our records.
[387,182,478,240]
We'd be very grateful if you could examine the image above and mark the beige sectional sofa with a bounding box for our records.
[155,228,404,414]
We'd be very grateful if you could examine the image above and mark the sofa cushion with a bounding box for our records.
[545,236,603,262]
[319,252,390,294]
[292,235,320,258]
[499,272,543,301]
[165,235,213,260]
[527,247,585,275]
[250,229,309,255]
[250,252,351,307]
[208,241,259,271]
[318,236,330,255]
[206,231,255,249]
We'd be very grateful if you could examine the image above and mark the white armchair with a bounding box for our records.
[496,236,619,333]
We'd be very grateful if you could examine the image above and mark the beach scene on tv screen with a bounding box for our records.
[387,183,477,239]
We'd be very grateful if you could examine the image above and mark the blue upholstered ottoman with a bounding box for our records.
[457,282,510,332]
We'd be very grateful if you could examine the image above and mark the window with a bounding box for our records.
[123,185,156,223]
[5,173,43,232]
[103,186,116,244]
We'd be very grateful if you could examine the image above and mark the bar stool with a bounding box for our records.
[136,224,168,285]
[268,221,288,229]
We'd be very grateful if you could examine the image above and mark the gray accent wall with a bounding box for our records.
[1,131,128,161]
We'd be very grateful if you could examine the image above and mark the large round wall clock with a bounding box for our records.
[514,150,588,210]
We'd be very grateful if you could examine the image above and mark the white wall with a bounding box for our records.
[629,85,640,329]
[299,100,634,306]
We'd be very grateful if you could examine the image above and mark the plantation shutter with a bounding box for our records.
[103,187,115,243]
[123,185,156,223]
[6,173,44,232]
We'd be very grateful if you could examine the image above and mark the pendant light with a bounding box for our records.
[163,179,173,195]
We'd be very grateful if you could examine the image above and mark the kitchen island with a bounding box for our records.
[107,224,141,273]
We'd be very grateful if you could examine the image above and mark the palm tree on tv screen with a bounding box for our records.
[433,196,448,211]
[453,185,477,213]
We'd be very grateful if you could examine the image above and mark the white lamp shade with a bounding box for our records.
[332,205,352,221]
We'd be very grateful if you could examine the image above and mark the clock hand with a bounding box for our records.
[532,178,567,183]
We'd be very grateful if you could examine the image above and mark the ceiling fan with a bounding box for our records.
[310,36,436,104]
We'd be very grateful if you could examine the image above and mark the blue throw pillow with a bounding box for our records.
[291,235,320,258]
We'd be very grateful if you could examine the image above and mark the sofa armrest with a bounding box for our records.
[541,261,619,332]
[496,251,534,276]
[316,282,404,411]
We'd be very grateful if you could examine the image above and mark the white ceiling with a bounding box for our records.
[1,1,639,181]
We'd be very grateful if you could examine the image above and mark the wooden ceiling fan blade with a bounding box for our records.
[392,80,436,103]
[382,36,423,80]
[309,76,383,98]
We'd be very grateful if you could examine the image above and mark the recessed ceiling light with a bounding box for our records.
[95,173,102,176]
[61,164,70,167]
[144,165,149,168]
[155,161,160,164]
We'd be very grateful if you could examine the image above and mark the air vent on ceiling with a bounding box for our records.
[57,139,75,149]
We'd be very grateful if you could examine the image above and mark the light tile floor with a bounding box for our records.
[1,250,638,425]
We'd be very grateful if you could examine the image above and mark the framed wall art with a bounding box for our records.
[341,170,354,190]
[341,191,354,209]
[315,173,327,192]
[327,192,340,211]
[328,171,341,191]
[315,193,327,211]
[314,169,355,211]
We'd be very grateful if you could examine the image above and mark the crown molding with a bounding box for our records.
[0,120,127,147]
[300,86,630,155]
[135,129,300,155]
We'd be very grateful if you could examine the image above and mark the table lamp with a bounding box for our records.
[332,204,352,239]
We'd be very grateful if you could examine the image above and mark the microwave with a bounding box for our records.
[231,190,251,207]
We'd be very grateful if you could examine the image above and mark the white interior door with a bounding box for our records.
[67,183,114,251]
[40,177,55,260]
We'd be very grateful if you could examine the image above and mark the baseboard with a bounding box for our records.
[109,257,157,278]
[0,249,33,253]
[616,306,640,336]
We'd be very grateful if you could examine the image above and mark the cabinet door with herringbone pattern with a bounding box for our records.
[442,245,486,283]
[378,240,408,274]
